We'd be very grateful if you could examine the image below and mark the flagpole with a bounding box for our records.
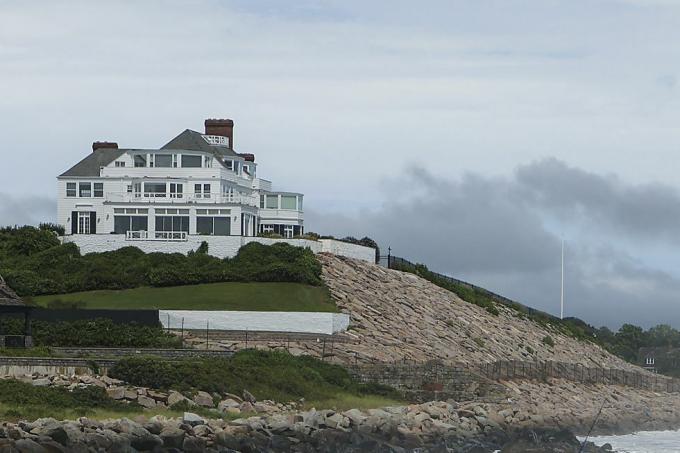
[560,239,564,320]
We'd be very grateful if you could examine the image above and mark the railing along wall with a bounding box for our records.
[478,359,680,393]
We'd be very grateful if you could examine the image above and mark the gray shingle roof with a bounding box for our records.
[161,129,239,158]
[59,148,125,177]
[0,275,24,307]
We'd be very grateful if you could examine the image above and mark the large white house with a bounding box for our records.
[57,119,304,239]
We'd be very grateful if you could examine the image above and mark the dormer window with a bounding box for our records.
[202,135,230,146]
[115,161,125,168]
[134,155,147,168]
[204,156,212,168]
[646,357,655,365]
[181,155,202,168]
[153,154,177,168]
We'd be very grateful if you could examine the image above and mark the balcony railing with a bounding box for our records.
[125,231,188,241]
[107,192,257,206]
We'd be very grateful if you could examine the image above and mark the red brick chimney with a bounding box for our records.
[92,141,118,152]
[238,153,255,162]
[204,119,234,148]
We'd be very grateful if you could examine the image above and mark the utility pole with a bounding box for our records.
[560,239,564,320]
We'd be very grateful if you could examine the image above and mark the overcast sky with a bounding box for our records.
[2,0,680,328]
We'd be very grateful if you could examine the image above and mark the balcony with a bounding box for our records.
[259,208,304,221]
[125,231,188,241]
[106,192,258,207]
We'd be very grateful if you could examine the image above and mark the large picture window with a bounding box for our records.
[182,155,202,168]
[155,216,189,232]
[265,195,278,209]
[196,217,230,236]
[281,195,297,210]
[114,216,148,234]
[154,154,175,168]
[144,182,166,197]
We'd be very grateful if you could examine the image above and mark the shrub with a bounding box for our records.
[0,227,324,296]
[542,336,555,348]
[110,350,401,403]
[0,318,182,348]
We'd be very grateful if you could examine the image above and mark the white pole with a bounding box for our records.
[560,239,564,320]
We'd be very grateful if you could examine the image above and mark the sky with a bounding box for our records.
[2,0,680,328]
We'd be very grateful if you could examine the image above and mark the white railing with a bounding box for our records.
[107,192,258,206]
[125,231,188,241]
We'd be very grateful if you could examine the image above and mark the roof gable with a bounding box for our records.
[59,148,125,177]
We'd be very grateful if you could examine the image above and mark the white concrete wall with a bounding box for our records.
[320,239,376,263]
[160,310,350,335]
[62,235,376,262]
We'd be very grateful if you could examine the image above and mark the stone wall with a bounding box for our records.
[0,357,116,377]
[62,235,375,262]
[348,361,507,403]
[51,347,234,359]
[160,310,350,335]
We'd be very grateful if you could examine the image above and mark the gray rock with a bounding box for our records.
[106,387,126,400]
[183,412,205,426]
[159,427,185,449]
[14,439,48,453]
[182,435,207,452]
[193,391,214,407]
[243,389,256,403]
[137,395,156,409]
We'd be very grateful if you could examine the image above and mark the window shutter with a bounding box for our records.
[90,212,97,234]
[71,211,78,234]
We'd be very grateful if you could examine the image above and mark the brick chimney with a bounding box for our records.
[204,118,234,148]
[238,153,255,162]
[92,141,118,152]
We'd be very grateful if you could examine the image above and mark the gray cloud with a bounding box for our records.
[307,160,680,328]
[0,193,56,227]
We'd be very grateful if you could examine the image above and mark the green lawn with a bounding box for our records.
[32,282,337,312]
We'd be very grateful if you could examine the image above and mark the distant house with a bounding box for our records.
[638,347,680,375]
[57,118,304,240]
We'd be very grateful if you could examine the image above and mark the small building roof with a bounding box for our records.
[0,275,25,307]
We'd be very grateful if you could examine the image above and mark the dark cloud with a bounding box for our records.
[0,193,56,227]
[307,160,680,328]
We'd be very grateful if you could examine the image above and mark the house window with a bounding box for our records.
[115,161,125,167]
[261,224,274,233]
[646,357,655,365]
[144,182,166,197]
[66,183,76,197]
[265,195,278,209]
[225,160,233,171]
[281,195,297,210]
[196,216,230,236]
[155,216,189,232]
[169,183,183,198]
[194,184,211,199]
[78,212,91,234]
[284,225,294,238]
[93,183,103,198]
[79,182,92,197]
[114,215,148,234]
[134,155,147,167]
[154,154,174,168]
[204,156,212,168]
[182,155,202,168]
[259,195,265,208]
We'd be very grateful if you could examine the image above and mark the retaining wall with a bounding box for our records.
[160,310,350,335]
[0,357,117,377]
[349,361,507,403]
[62,235,375,262]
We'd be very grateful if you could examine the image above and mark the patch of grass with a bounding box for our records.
[111,350,404,407]
[472,337,485,348]
[0,346,54,357]
[33,282,336,312]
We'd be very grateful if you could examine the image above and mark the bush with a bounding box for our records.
[0,318,182,348]
[542,335,555,348]
[0,379,127,410]
[110,350,401,403]
[0,227,324,296]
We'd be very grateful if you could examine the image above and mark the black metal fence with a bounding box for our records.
[479,359,680,392]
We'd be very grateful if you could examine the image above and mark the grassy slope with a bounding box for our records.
[32,282,337,312]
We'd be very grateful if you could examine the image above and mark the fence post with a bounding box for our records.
[181,317,184,340]
[167,313,171,333]
[205,320,209,351]
[245,330,248,349]
[322,338,326,361]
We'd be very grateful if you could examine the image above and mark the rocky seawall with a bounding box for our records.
[0,401,612,453]
[2,377,680,451]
